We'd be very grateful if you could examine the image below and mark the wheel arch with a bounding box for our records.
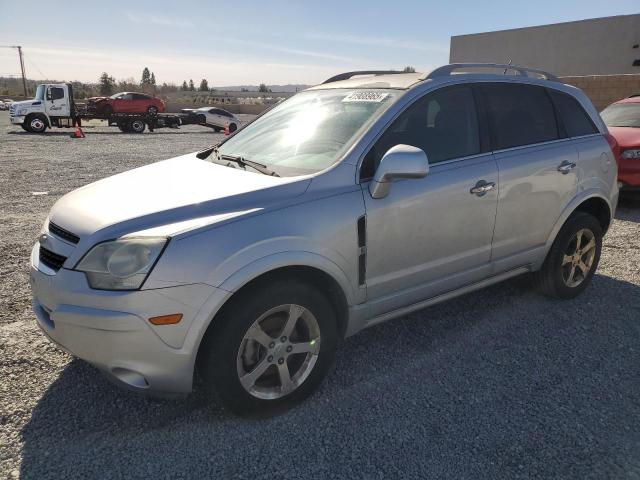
[542,191,612,265]
[194,263,352,373]
[25,112,51,128]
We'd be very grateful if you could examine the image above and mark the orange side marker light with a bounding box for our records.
[149,314,183,325]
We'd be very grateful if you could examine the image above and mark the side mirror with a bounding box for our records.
[369,144,429,199]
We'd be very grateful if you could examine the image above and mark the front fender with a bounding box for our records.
[219,250,359,307]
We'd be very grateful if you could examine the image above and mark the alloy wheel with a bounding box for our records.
[561,228,596,288]
[236,304,321,400]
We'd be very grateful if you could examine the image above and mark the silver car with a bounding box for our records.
[182,106,241,132]
[30,64,618,414]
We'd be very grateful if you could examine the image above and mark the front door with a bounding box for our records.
[46,85,69,117]
[361,85,499,317]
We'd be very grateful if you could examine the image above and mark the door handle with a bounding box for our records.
[557,161,576,174]
[470,180,496,196]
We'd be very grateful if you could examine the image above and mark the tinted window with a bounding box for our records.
[48,87,65,100]
[549,90,597,137]
[132,93,150,100]
[482,83,559,150]
[361,86,480,178]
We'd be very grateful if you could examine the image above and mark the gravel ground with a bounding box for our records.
[1,112,640,479]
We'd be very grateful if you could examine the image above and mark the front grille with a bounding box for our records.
[39,246,67,271]
[9,105,15,115]
[49,222,80,244]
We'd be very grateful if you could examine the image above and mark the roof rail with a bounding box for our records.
[322,70,405,84]
[421,63,560,82]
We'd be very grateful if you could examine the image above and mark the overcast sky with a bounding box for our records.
[0,0,638,86]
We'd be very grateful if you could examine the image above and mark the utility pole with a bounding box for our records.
[16,46,27,97]
[0,45,28,97]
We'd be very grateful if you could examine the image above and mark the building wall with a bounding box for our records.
[450,14,640,77]
[560,74,640,111]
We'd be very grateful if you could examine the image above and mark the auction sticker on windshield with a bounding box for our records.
[342,91,390,103]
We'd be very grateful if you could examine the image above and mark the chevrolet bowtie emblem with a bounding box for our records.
[38,233,48,244]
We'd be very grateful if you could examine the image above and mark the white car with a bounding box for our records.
[183,107,240,132]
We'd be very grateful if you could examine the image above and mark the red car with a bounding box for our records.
[601,95,640,190]
[87,92,165,116]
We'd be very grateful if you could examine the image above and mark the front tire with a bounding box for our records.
[532,212,602,299]
[199,279,337,415]
[26,115,47,133]
[228,122,237,133]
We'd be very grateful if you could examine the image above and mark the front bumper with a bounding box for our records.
[29,243,230,395]
[10,115,25,125]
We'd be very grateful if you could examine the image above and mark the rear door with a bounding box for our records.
[361,84,499,316]
[480,82,579,272]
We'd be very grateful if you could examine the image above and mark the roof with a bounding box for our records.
[309,72,423,90]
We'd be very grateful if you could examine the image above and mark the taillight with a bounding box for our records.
[604,133,620,161]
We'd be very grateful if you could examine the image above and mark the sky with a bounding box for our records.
[0,0,638,87]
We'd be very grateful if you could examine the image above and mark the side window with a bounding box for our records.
[549,90,598,137]
[121,93,133,101]
[132,94,149,100]
[360,86,480,179]
[49,87,64,100]
[482,83,559,150]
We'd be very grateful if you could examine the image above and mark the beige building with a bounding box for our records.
[449,14,640,110]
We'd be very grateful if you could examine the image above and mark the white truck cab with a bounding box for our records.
[10,83,74,133]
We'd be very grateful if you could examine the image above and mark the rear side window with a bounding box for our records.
[361,85,480,178]
[549,90,598,137]
[482,83,559,150]
[132,94,150,100]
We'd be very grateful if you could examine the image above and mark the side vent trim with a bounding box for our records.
[357,215,366,286]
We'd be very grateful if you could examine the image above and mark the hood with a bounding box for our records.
[49,153,309,241]
[10,99,35,108]
[608,126,640,149]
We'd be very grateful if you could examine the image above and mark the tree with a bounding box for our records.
[199,78,209,91]
[189,79,195,91]
[141,67,151,85]
[99,72,116,96]
[258,83,270,93]
[181,80,188,91]
[402,66,416,73]
[150,72,156,86]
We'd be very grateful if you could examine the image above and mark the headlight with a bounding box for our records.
[18,108,27,115]
[75,237,168,290]
[621,149,640,159]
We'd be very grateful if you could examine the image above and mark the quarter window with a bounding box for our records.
[361,86,480,179]
[549,90,598,137]
[482,83,559,150]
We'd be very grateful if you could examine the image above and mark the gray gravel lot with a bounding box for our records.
[1,112,640,479]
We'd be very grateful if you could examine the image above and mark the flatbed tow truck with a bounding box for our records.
[9,83,208,134]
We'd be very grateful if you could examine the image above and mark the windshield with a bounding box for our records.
[35,85,45,101]
[217,89,400,177]
[601,103,640,128]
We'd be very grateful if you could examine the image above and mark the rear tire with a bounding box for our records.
[532,212,602,299]
[228,122,237,133]
[199,279,337,416]
[128,119,146,133]
[102,105,114,117]
[117,122,129,133]
[147,105,158,116]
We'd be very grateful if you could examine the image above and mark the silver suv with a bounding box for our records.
[30,64,618,414]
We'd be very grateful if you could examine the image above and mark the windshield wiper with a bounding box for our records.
[196,144,218,160]
[218,154,280,177]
